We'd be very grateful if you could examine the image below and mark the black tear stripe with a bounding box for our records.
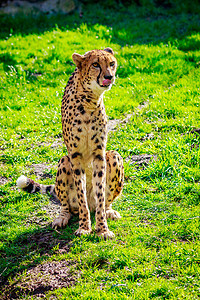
[97,65,102,85]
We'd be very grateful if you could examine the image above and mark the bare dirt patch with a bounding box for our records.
[125,154,157,168]
[35,138,64,150]
[28,163,57,180]
[140,133,155,141]
[20,226,71,255]
[0,225,75,298]
[191,128,200,135]
[0,176,9,185]
[107,101,149,133]
[107,114,134,133]
[29,229,70,252]
[24,201,60,229]
[3,260,78,299]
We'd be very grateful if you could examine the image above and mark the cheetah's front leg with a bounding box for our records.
[93,153,115,239]
[71,158,92,236]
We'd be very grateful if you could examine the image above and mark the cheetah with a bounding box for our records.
[17,48,124,239]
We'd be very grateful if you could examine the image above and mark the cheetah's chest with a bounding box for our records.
[62,99,107,161]
[76,112,107,158]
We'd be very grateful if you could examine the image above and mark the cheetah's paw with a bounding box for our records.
[75,227,92,236]
[97,230,115,240]
[52,214,71,229]
[106,209,121,220]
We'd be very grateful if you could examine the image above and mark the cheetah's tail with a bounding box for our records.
[16,175,57,198]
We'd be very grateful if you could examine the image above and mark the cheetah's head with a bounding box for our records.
[72,48,117,97]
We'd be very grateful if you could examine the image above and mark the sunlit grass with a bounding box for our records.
[0,4,200,299]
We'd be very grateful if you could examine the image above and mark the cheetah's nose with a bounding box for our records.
[104,75,113,80]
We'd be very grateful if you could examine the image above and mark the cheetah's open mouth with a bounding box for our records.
[102,79,112,87]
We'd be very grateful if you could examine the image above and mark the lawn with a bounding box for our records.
[0,3,200,299]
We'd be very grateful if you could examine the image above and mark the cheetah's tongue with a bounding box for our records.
[102,79,111,86]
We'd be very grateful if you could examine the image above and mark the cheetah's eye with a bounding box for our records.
[92,62,100,68]
[110,61,115,67]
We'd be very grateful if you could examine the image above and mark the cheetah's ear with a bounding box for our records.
[72,53,84,68]
[104,48,114,55]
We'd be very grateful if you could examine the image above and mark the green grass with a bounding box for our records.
[0,3,200,299]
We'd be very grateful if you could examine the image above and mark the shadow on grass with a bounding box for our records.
[0,4,200,48]
[0,211,97,292]
[0,53,18,72]
[2,259,77,299]
[0,226,70,283]
[0,220,81,299]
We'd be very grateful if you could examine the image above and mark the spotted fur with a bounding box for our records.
[53,48,124,239]
[53,150,124,230]
[16,48,124,240]
[16,175,56,196]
